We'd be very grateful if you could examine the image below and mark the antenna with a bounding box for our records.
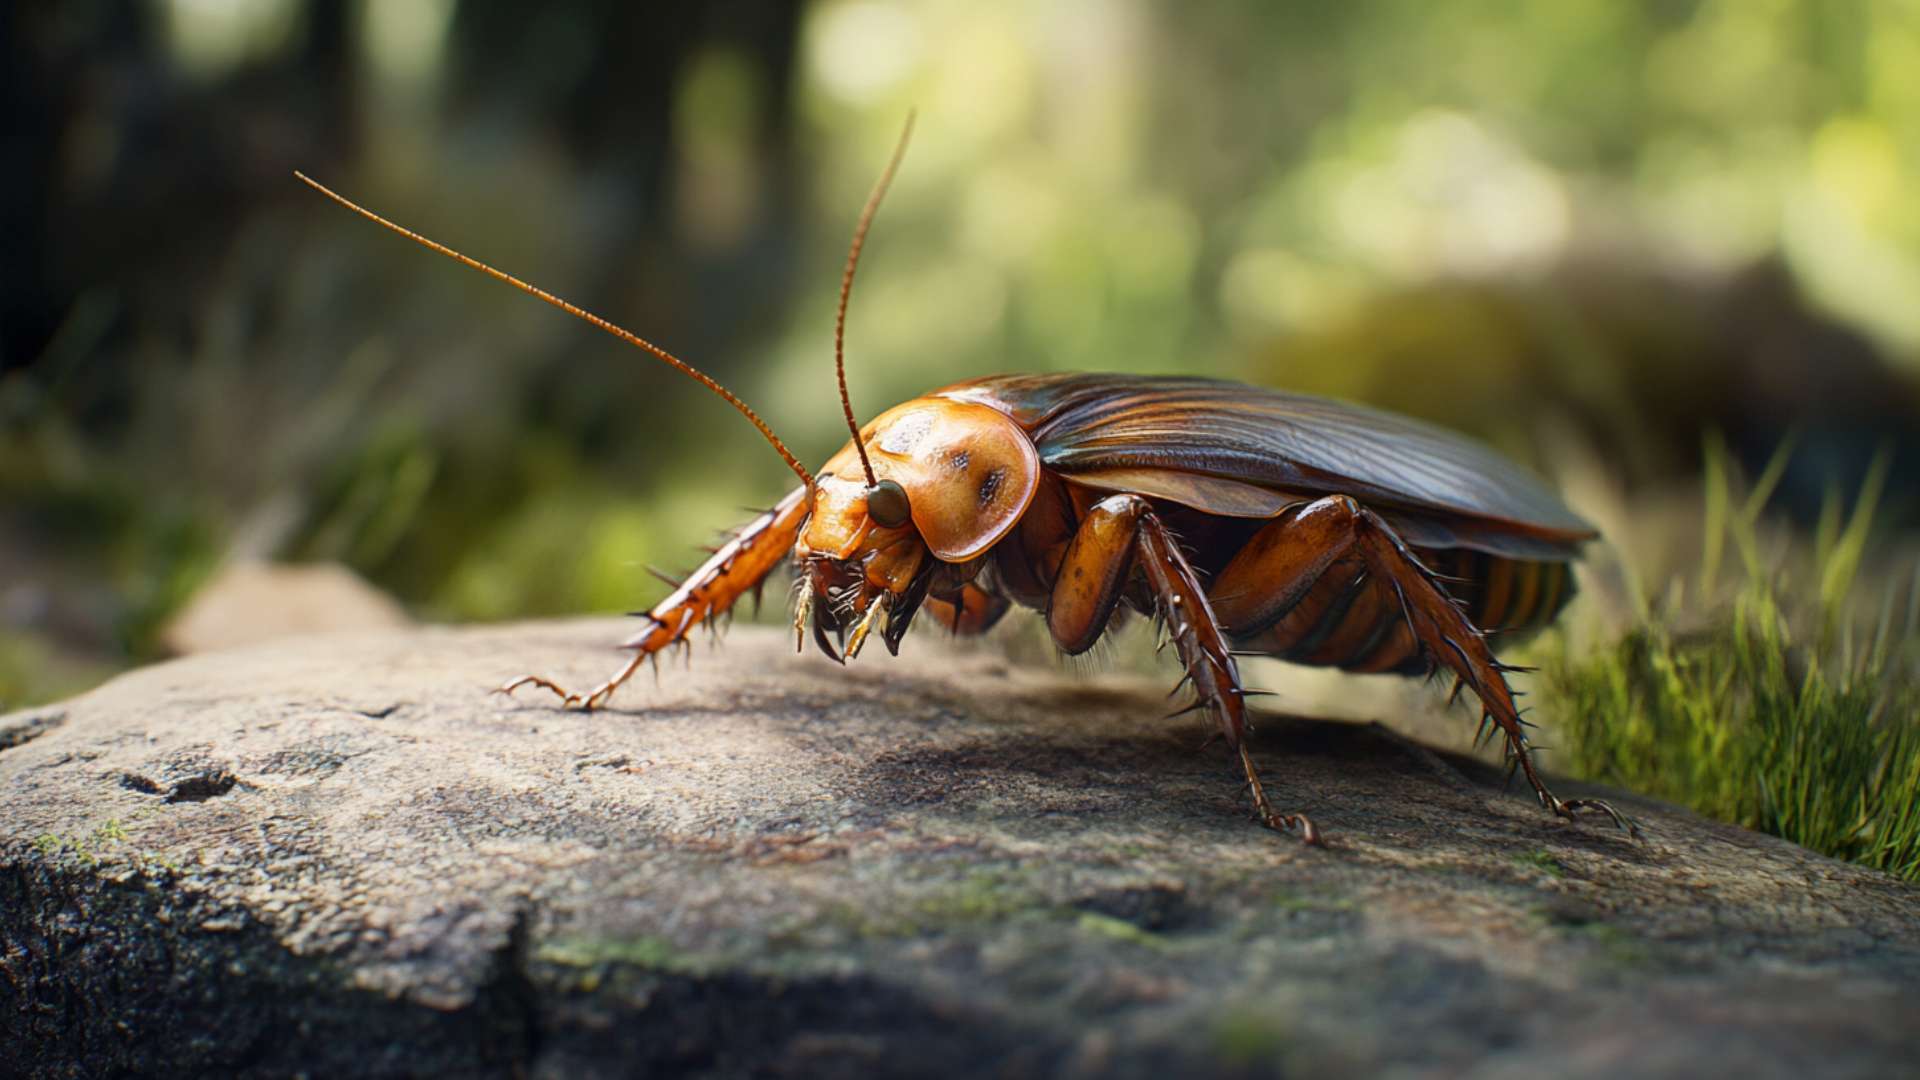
[834,111,916,488]
[293,171,814,487]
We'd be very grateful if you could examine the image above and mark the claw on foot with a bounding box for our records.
[497,651,647,711]
[496,674,576,704]
[1499,729,1641,839]
[1550,795,1641,839]
[1260,808,1323,846]
[1238,742,1325,847]
[495,674,616,711]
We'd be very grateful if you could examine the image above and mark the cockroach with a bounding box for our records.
[297,117,1632,844]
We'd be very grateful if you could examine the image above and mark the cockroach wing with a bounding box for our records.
[939,374,1596,558]
[818,398,1040,562]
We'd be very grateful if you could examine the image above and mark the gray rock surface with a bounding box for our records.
[3,619,1917,1078]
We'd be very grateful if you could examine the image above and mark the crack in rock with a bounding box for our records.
[0,710,65,753]
[119,767,240,803]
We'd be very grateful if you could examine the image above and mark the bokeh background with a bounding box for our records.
[5,0,1920,708]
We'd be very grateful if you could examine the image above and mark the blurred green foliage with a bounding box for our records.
[791,0,1920,390]
[4,0,1920,742]
[1544,441,1920,880]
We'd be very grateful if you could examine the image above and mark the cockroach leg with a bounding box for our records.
[1048,493,1323,844]
[1238,742,1322,844]
[494,649,644,710]
[499,486,812,711]
[1210,494,1635,839]
[1334,501,1637,837]
[494,674,575,703]
[1509,743,1639,834]
[1550,795,1639,836]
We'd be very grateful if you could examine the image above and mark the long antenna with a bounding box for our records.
[835,111,916,488]
[294,171,814,487]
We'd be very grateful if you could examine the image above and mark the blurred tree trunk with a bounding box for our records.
[1,0,355,395]
[444,0,803,459]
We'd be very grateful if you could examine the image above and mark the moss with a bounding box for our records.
[791,867,1062,942]
[913,868,1050,927]
[1072,911,1166,949]
[537,933,690,972]
[1269,889,1356,914]
[28,829,99,866]
[796,899,902,941]
[1211,1008,1289,1067]
[1566,922,1654,970]
[1512,850,1566,878]
[1541,443,1919,880]
[23,818,189,881]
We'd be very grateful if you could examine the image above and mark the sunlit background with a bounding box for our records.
[4,0,1919,707]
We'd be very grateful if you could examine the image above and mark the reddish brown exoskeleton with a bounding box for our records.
[298,118,1632,843]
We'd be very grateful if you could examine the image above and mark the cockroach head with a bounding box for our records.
[791,395,1037,663]
[804,398,1038,563]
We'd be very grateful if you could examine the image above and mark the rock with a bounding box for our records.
[2,620,1916,1078]
[159,560,411,656]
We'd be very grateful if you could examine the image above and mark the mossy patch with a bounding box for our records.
[1566,921,1655,970]
[27,818,133,868]
[25,818,187,880]
[1212,1008,1290,1067]
[1542,442,1920,881]
[1270,888,1357,914]
[1073,911,1166,949]
[537,933,691,973]
[1512,849,1566,878]
[912,868,1052,928]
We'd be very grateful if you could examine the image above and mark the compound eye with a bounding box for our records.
[865,478,912,528]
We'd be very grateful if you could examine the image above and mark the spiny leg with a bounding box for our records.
[498,485,811,710]
[1138,511,1323,844]
[1218,496,1634,834]
[496,613,688,710]
[1355,524,1633,833]
[1231,741,1321,845]
[1047,493,1321,843]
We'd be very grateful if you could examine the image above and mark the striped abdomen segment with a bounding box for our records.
[1430,548,1575,641]
[1217,546,1574,675]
